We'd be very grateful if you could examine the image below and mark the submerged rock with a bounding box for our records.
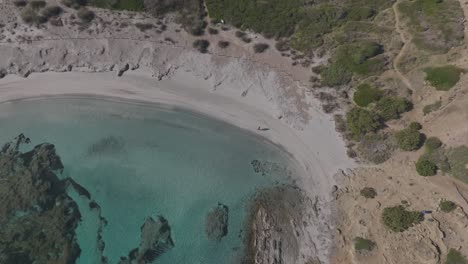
[0,135,87,264]
[205,203,229,241]
[119,216,174,264]
[87,135,125,157]
[251,159,292,178]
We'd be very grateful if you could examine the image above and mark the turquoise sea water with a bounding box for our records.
[0,97,295,264]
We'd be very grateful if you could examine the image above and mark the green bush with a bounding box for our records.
[88,0,144,10]
[113,0,145,11]
[354,237,376,251]
[208,28,219,35]
[41,5,62,18]
[346,107,382,139]
[395,128,424,151]
[77,7,95,23]
[382,205,423,232]
[440,200,457,213]
[353,83,382,107]
[13,0,28,7]
[29,0,46,9]
[420,146,451,173]
[446,248,467,264]
[135,23,153,32]
[424,66,464,91]
[193,39,210,53]
[253,43,269,53]
[425,137,442,152]
[375,96,412,121]
[62,0,87,9]
[218,41,230,48]
[423,100,442,115]
[447,146,468,183]
[409,122,422,131]
[360,187,377,198]
[416,158,437,176]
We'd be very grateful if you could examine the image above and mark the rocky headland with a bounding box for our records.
[0,134,82,263]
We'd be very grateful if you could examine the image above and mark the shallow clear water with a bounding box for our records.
[0,97,295,264]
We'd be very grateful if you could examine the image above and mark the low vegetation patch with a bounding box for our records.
[193,39,210,53]
[353,83,382,107]
[446,248,467,264]
[440,200,457,213]
[135,23,153,32]
[20,7,46,24]
[425,137,442,152]
[360,187,377,199]
[62,0,87,9]
[395,127,424,151]
[77,7,95,23]
[88,0,144,11]
[354,237,376,252]
[208,28,219,35]
[29,0,46,9]
[205,0,303,38]
[409,122,422,131]
[346,107,382,139]
[253,43,269,53]
[419,137,450,173]
[398,0,465,53]
[375,96,412,121]
[358,132,397,164]
[320,41,385,86]
[424,66,464,91]
[41,5,62,18]
[218,41,229,49]
[423,100,442,115]
[382,205,423,232]
[13,0,28,7]
[446,146,468,183]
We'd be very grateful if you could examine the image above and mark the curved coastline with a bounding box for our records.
[0,70,354,263]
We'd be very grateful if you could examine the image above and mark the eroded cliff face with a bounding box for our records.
[0,134,82,264]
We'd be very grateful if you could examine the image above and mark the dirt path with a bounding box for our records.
[392,1,415,92]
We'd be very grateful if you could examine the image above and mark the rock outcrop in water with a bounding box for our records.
[0,134,82,264]
[205,203,229,241]
[251,159,292,178]
[119,216,174,264]
[243,185,311,264]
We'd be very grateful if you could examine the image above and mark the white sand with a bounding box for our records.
[0,68,353,262]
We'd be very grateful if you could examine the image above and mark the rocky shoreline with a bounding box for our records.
[0,134,82,263]
[242,185,323,264]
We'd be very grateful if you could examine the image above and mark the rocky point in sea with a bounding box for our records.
[119,216,174,264]
[242,185,314,264]
[0,134,86,263]
[205,203,229,241]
